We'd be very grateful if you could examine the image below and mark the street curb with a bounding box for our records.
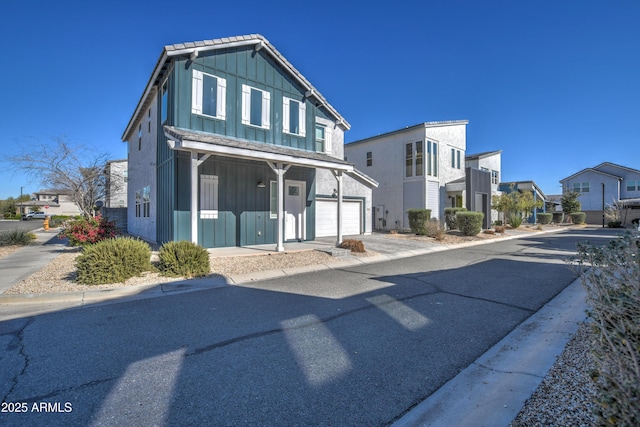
[0,226,571,306]
[392,277,588,427]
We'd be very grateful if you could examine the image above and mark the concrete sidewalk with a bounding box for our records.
[0,225,590,426]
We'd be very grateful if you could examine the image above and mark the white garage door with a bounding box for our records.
[316,199,362,237]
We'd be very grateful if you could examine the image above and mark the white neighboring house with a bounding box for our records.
[346,120,504,231]
[104,159,128,208]
[17,190,81,217]
[560,162,640,226]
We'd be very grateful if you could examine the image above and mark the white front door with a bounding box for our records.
[285,180,305,241]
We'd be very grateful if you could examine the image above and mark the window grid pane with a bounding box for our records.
[405,143,412,177]
[202,74,217,117]
[250,89,262,126]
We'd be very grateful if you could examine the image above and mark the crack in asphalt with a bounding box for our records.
[2,317,35,403]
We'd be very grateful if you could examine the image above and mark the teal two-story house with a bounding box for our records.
[122,34,376,250]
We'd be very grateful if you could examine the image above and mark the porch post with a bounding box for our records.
[333,170,344,246]
[267,161,290,252]
[190,151,199,244]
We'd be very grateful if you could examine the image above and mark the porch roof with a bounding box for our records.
[164,126,355,172]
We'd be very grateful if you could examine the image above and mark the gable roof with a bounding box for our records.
[559,167,623,183]
[593,162,640,175]
[122,34,349,141]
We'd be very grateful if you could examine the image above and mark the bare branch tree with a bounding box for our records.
[4,137,115,217]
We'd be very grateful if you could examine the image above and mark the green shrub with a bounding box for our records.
[493,220,503,226]
[48,215,70,228]
[444,207,467,230]
[407,208,431,235]
[569,233,640,426]
[0,228,35,246]
[339,239,365,253]
[75,237,152,285]
[570,212,586,224]
[508,213,523,228]
[456,211,484,236]
[537,213,552,224]
[159,241,210,278]
[552,212,565,224]
[59,215,119,246]
[607,221,622,228]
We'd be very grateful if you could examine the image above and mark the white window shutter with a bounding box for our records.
[282,97,290,133]
[192,70,203,115]
[262,91,271,129]
[325,128,332,153]
[241,84,251,125]
[217,77,226,120]
[299,102,306,137]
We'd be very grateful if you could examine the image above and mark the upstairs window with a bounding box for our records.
[242,84,270,129]
[283,97,306,136]
[406,142,424,178]
[366,151,372,167]
[427,140,438,177]
[627,180,637,192]
[491,170,499,185]
[315,124,331,153]
[451,148,461,169]
[573,182,590,192]
[161,81,168,124]
[405,143,413,177]
[138,124,142,151]
[192,70,227,120]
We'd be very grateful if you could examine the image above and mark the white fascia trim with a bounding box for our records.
[166,39,261,58]
[346,169,379,188]
[165,135,353,172]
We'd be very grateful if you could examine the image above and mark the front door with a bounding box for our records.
[285,180,305,241]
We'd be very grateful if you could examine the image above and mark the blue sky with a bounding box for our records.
[1,0,638,200]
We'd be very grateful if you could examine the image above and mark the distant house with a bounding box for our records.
[560,162,640,225]
[17,190,81,217]
[344,121,500,230]
[498,181,547,223]
[121,34,376,250]
[104,159,128,208]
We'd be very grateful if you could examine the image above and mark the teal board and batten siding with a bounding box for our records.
[173,45,319,151]
[156,69,177,245]
[172,155,316,248]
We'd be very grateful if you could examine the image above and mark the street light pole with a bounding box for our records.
[602,182,605,228]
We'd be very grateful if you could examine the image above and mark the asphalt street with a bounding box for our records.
[0,228,619,426]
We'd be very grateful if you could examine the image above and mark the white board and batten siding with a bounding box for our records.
[316,199,363,237]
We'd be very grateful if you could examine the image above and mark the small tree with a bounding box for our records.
[4,137,117,217]
[561,190,581,214]
[492,185,543,226]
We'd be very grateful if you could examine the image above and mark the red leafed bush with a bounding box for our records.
[59,215,119,246]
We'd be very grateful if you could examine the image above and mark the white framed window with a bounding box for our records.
[135,190,141,218]
[283,97,306,136]
[427,140,438,177]
[627,180,637,192]
[200,174,219,219]
[241,84,270,129]
[192,70,227,120]
[451,148,461,169]
[366,151,372,167]
[315,124,331,153]
[269,181,278,219]
[405,142,424,178]
[491,170,499,185]
[573,182,590,193]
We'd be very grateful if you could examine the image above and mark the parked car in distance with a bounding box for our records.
[22,212,47,220]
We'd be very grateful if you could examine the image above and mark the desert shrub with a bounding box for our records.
[456,211,484,236]
[570,212,587,225]
[632,218,639,226]
[494,225,506,234]
[59,215,119,246]
[424,219,446,240]
[444,207,467,230]
[339,239,365,253]
[508,213,523,229]
[159,240,210,278]
[407,208,431,235]
[552,212,565,224]
[608,221,622,228]
[493,220,503,226]
[0,229,35,246]
[537,213,552,224]
[569,233,640,426]
[48,215,70,228]
[75,237,152,285]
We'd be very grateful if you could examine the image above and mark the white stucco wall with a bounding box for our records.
[562,170,620,211]
[315,117,374,234]
[345,122,467,229]
[127,93,158,243]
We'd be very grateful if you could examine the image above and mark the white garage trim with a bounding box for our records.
[316,198,363,237]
